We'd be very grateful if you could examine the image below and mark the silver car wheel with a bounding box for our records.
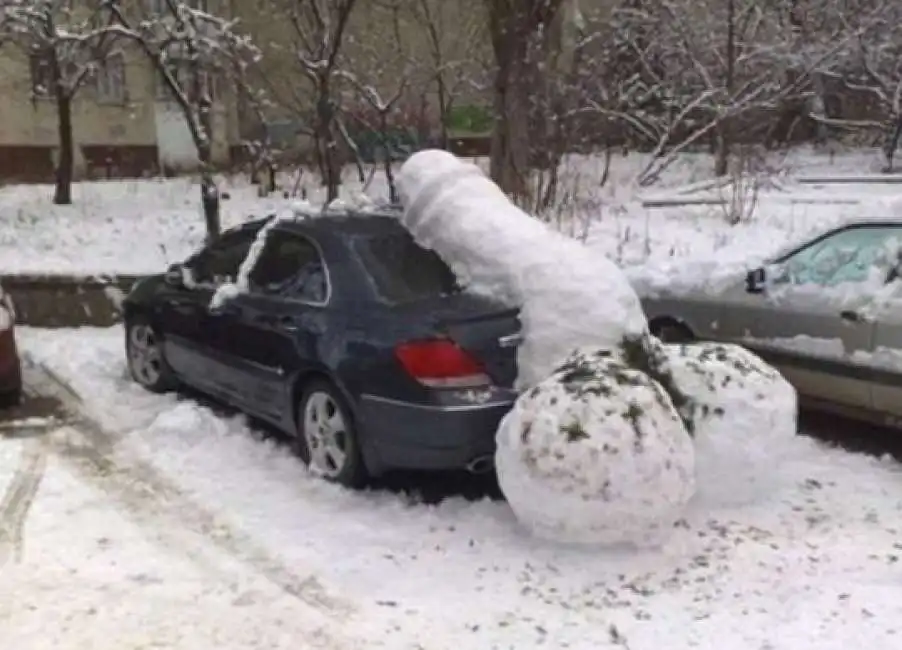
[128,324,163,387]
[303,391,349,478]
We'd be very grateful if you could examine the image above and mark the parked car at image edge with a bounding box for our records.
[0,283,21,407]
[122,206,523,487]
[643,219,902,428]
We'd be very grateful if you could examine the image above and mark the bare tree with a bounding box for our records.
[823,3,902,170]
[340,0,421,202]
[104,0,260,239]
[410,0,489,150]
[605,0,859,185]
[0,0,122,204]
[483,0,569,202]
[254,0,359,203]
[105,0,257,170]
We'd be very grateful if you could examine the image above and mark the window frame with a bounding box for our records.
[29,52,55,99]
[93,52,128,105]
[246,229,332,307]
[183,230,256,289]
[773,223,902,288]
[350,231,462,305]
[155,64,219,104]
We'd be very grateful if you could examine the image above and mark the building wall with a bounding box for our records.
[0,37,238,181]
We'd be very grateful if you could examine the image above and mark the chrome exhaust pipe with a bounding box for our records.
[466,455,494,474]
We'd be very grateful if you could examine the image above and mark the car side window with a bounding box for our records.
[187,234,254,287]
[777,226,902,287]
[248,231,328,303]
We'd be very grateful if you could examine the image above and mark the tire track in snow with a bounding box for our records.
[0,437,48,571]
[24,359,358,637]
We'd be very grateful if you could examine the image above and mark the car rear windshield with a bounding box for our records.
[352,231,461,303]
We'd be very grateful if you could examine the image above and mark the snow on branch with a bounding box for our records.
[102,0,261,166]
[251,0,360,202]
[577,0,876,185]
[0,0,124,98]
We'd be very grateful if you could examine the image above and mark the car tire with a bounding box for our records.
[125,317,178,393]
[295,379,367,488]
[651,320,694,344]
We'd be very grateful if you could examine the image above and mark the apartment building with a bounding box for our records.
[0,0,598,182]
[0,1,239,182]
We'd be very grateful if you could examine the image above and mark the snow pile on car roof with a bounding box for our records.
[395,149,649,388]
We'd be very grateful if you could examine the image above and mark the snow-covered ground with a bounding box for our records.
[4,325,902,649]
[3,146,901,279]
[5,146,902,648]
[0,170,387,276]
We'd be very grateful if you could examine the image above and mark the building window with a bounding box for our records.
[29,53,54,98]
[94,53,127,103]
[155,63,218,104]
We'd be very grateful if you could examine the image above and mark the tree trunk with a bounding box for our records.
[436,75,450,150]
[200,174,221,244]
[379,115,398,202]
[53,92,74,205]
[883,115,902,172]
[714,123,731,177]
[486,0,564,204]
[715,0,736,177]
[318,129,340,203]
[314,79,341,203]
[489,49,533,202]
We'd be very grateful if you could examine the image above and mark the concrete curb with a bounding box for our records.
[2,273,144,327]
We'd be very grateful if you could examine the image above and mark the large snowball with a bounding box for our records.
[396,150,648,388]
[495,348,696,548]
[657,341,798,507]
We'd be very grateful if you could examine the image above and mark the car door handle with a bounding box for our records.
[840,309,862,322]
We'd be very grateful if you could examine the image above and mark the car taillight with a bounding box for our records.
[395,339,491,388]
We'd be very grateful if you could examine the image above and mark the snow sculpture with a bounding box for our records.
[395,150,797,545]
[656,341,798,507]
[395,149,649,389]
[495,348,696,547]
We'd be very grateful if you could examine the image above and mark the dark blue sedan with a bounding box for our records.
[122,206,522,487]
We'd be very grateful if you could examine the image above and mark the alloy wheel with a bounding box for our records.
[303,390,350,478]
[128,324,164,387]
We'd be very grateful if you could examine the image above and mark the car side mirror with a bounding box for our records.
[746,267,766,293]
[164,263,184,288]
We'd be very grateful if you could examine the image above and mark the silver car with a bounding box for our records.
[641,219,902,427]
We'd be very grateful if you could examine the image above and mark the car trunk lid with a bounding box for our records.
[408,293,522,388]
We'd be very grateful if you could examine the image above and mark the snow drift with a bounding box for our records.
[395,149,649,389]
[495,348,696,547]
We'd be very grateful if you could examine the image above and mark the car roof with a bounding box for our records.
[766,217,902,263]
[235,204,406,240]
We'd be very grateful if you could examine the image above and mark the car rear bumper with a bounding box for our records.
[357,387,517,474]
